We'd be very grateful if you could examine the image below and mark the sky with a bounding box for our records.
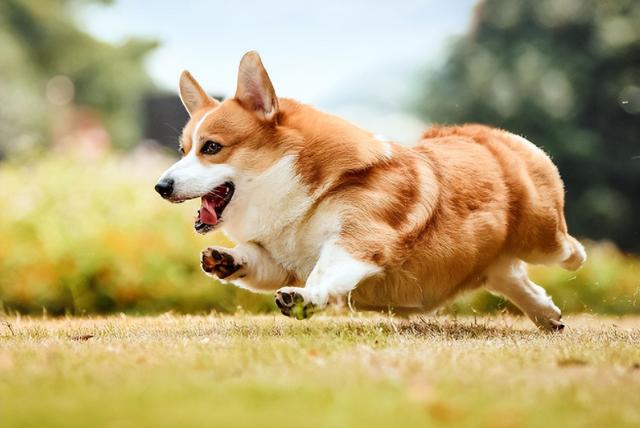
[81,0,477,143]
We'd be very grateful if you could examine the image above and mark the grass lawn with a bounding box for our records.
[1,314,640,428]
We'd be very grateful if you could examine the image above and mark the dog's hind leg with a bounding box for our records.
[201,243,291,292]
[275,239,382,319]
[483,257,564,331]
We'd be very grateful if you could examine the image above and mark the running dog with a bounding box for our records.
[155,51,585,330]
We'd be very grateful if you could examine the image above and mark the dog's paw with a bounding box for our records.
[201,247,244,279]
[537,316,565,333]
[275,287,316,320]
[548,318,565,332]
[532,311,565,333]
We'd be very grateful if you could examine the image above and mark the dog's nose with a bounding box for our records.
[154,178,174,198]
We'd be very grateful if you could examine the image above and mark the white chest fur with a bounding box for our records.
[221,156,341,279]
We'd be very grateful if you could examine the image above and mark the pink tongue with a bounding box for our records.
[200,197,218,225]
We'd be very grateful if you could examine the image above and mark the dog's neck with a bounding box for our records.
[278,98,394,193]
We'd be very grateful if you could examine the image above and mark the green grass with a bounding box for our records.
[1,314,640,428]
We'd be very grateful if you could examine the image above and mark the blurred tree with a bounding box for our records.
[0,0,157,155]
[417,0,640,252]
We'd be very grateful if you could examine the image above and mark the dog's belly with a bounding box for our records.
[350,274,440,310]
[350,267,486,311]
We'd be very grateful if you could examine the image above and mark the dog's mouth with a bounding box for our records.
[194,182,235,234]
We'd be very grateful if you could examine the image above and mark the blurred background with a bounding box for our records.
[1,0,638,316]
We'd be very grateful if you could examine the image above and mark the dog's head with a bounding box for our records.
[155,51,287,234]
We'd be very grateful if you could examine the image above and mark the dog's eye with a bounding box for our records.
[201,140,223,155]
[178,146,185,155]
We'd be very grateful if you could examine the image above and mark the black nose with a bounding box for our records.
[154,178,174,198]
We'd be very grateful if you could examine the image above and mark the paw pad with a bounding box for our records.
[201,248,243,279]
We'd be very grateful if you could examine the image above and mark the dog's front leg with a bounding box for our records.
[201,243,289,292]
[275,239,381,319]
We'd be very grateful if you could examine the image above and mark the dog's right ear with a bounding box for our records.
[235,51,278,122]
[179,71,218,116]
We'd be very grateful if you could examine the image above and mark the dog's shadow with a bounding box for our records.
[393,316,538,339]
[213,315,540,341]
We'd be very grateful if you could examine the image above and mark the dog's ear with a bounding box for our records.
[235,51,278,122]
[179,71,218,116]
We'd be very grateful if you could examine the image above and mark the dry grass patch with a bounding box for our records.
[1,314,640,428]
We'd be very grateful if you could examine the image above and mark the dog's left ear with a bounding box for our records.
[235,51,278,122]
[179,71,218,116]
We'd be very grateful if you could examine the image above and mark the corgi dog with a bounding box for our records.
[155,51,586,330]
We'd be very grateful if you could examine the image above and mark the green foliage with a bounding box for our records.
[417,0,640,251]
[0,0,157,154]
[0,155,273,315]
